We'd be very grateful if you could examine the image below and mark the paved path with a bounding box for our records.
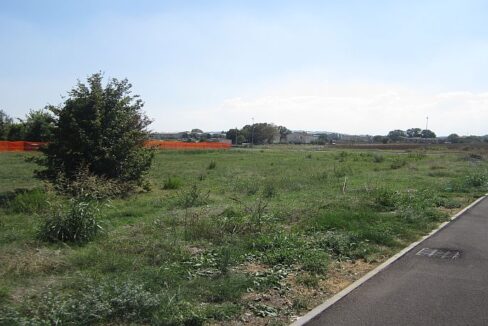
[306,196,488,326]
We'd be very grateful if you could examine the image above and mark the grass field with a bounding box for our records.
[1,146,488,325]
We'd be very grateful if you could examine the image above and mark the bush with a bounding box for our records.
[446,170,488,192]
[177,184,209,208]
[6,188,50,214]
[372,188,398,210]
[464,171,488,188]
[38,200,101,243]
[262,183,277,198]
[318,231,370,260]
[301,250,329,274]
[372,154,385,163]
[54,167,126,199]
[163,176,182,190]
[4,280,160,325]
[390,158,407,169]
[34,73,154,195]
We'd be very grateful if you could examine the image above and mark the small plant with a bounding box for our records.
[300,250,329,274]
[7,188,50,214]
[208,160,217,170]
[38,200,101,243]
[217,247,233,276]
[262,183,277,198]
[333,164,352,178]
[372,153,385,163]
[372,187,397,210]
[177,184,209,208]
[464,170,488,188]
[163,176,182,190]
[54,167,125,199]
[296,274,320,288]
[198,173,207,181]
[305,153,312,159]
[390,158,407,169]
[318,231,370,260]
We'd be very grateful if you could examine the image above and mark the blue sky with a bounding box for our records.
[1,0,488,135]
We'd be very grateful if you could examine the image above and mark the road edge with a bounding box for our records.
[290,194,487,326]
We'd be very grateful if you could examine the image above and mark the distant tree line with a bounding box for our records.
[226,123,290,145]
[0,108,55,142]
[371,128,437,143]
[372,128,488,144]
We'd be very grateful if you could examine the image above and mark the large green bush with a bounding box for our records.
[35,73,154,194]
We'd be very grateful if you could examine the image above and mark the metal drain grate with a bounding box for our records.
[416,248,461,260]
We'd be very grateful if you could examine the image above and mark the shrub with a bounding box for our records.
[296,274,320,288]
[333,165,352,178]
[8,280,160,325]
[372,187,398,210]
[434,196,461,209]
[38,200,101,243]
[390,158,407,169]
[262,183,277,198]
[428,170,450,177]
[372,153,385,163]
[34,73,154,194]
[318,231,370,260]
[54,167,126,199]
[163,176,182,190]
[464,171,488,188]
[177,184,209,208]
[6,188,50,214]
[301,250,329,274]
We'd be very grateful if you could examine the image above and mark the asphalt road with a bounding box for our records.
[306,197,488,326]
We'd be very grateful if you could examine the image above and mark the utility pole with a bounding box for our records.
[425,116,429,130]
[251,117,255,147]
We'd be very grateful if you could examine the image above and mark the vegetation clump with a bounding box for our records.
[163,176,183,190]
[38,200,101,243]
[34,73,154,195]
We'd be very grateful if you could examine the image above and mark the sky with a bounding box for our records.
[1,0,488,136]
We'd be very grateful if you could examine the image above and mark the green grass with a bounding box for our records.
[1,147,488,325]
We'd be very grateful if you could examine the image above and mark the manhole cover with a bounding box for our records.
[416,248,461,260]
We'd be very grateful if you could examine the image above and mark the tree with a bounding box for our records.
[226,128,241,144]
[242,123,278,144]
[35,73,153,192]
[406,128,422,138]
[0,110,13,140]
[277,125,291,143]
[23,108,56,142]
[373,135,388,143]
[316,133,329,145]
[6,123,25,140]
[420,129,436,138]
[447,133,460,143]
[387,129,406,142]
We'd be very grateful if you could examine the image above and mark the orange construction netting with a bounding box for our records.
[0,141,47,152]
[0,140,231,152]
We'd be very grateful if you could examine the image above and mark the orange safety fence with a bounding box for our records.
[0,140,231,152]
[0,141,47,152]
[145,140,231,150]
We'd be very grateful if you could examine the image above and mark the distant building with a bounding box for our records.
[152,132,186,140]
[286,132,318,144]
